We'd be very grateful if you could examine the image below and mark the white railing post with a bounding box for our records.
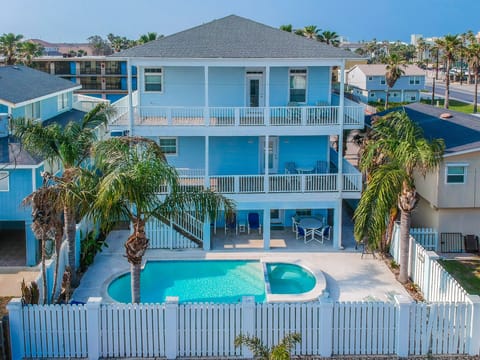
[241,296,255,358]
[6,298,24,360]
[318,298,334,357]
[86,297,102,360]
[167,108,172,126]
[165,296,179,360]
[234,176,240,193]
[264,107,270,126]
[467,295,480,356]
[234,108,240,126]
[423,251,439,301]
[301,107,307,125]
[394,295,412,358]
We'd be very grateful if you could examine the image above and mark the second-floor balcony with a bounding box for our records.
[110,103,364,129]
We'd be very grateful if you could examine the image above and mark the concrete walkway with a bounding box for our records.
[73,230,410,303]
[0,267,39,296]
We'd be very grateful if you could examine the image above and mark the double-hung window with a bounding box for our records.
[446,164,467,184]
[159,137,177,155]
[57,93,68,111]
[144,68,163,92]
[25,101,40,121]
[409,76,420,85]
[289,69,307,103]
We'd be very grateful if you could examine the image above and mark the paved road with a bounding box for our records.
[425,81,477,104]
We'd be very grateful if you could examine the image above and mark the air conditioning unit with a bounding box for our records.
[110,130,129,137]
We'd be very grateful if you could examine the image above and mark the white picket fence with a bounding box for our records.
[145,217,199,249]
[7,295,480,359]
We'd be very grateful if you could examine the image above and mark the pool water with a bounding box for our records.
[108,260,266,303]
[266,263,316,294]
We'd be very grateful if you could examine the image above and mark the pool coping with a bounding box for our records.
[261,257,328,303]
[102,258,328,304]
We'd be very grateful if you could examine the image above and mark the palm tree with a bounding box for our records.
[279,24,293,33]
[23,176,63,304]
[301,25,320,40]
[0,33,24,65]
[466,41,480,113]
[354,111,444,283]
[20,41,44,66]
[138,32,160,44]
[13,103,112,280]
[89,137,234,303]
[435,34,462,109]
[234,333,301,360]
[384,54,405,109]
[318,30,340,46]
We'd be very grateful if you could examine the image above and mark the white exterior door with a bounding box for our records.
[260,136,279,174]
[246,73,265,107]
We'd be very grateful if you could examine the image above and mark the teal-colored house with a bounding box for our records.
[109,15,365,250]
[0,65,82,266]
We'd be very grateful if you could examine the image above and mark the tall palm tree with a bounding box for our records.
[89,137,234,303]
[0,33,24,65]
[466,41,480,113]
[138,32,160,44]
[235,333,301,360]
[354,111,444,283]
[435,34,462,109]
[384,54,405,109]
[318,30,340,46]
[20,41,44,66]
[301,25,321,40]
[13,103,112,280]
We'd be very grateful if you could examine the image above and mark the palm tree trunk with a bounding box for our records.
[41,238,48,305]
[445,59,451,109]
[64,206,77,283]
[398,209,411,283]
[131,263,141,303]
[50,235,62,304]
[474,72,478,114]
[385,89,389,109]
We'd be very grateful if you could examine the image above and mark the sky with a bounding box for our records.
[0,0,478,44]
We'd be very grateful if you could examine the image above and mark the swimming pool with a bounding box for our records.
[107,259,322,303]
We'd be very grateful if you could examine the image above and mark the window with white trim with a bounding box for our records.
[159,137,177,155]
[409,76,420,85]
[144,68,163,92]
[368,76,373,81]
[446,164,467,184]
[25,101,40,121]
[289,69,307,103]
[370,92,376,97]
[0,171,9,191]
[380,77,386,85]
[57,93,68,111]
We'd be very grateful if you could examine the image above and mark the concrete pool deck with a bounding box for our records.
[73,230,410,303]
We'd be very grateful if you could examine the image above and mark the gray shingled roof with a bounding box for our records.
[112,15,362,59]
[367,103,480,155]
[0,65,80,106]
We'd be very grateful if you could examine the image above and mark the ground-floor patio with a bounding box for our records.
[73,229,410,303]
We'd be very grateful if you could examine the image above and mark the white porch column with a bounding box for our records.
[127,59,134,135]
[264,135,269,192]
[333,200,343,249]
[204,65,210,125]
[401,89,404,102]
[263,208,270,250]
[204,136,209,189]
[136,65,142,108]
[203,217,211,250]
[265,65,270,125]
[337,60,345,195]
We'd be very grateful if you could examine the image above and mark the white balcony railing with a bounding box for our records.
[160,173,362,195]
[110,105,364,128]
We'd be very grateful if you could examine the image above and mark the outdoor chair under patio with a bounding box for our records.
[296,226,314,244]
[314,225,331,243]
[247,213,262,234]
[225,213,238,235]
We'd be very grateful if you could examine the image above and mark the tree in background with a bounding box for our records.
[138,32,161,44]
[301,25,321,39]
[465,39,480,113]
[0,33,24,64]
[435,34,462,109]
[20,41,44,66]
[107,33,135,52]
[384,54,406,109]
[279,24,293,33]
[318,30,340,47]
[88,35,113,55]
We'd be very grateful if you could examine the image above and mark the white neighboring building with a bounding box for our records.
[346,64,426,104]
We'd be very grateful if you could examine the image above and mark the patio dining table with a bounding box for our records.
[299,217,323,242]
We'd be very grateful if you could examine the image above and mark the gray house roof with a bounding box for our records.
[0,65,80,106]
[368,103,480,156]
[350,64,425,76]
[112,15,362,60]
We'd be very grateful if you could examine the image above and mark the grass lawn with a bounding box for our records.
[439,259,480,295]
[420,98,476,114]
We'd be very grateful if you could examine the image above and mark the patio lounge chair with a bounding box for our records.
[285,162,297,174]
[247,213,262,234]
[225,212,237,235]
[464,234,479,253]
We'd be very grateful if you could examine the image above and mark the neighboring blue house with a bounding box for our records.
[0,65,83,266]
[347,64,426,103]
[109,15,365,250]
